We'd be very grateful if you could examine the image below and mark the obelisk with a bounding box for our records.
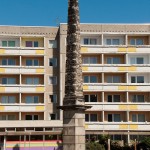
[58,0,90,150]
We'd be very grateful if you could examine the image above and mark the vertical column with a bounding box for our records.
[126,53,128,65]
[3,136,6,150]
[101,34,104,46]
[20,56,22,67]
[125,35,128,46]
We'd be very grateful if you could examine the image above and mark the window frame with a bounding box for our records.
[49,76,57,85]
[84,94,97,102]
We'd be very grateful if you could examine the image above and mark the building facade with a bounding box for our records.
[0,24,150,149]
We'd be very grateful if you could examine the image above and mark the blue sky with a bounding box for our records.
[0,0,150,26]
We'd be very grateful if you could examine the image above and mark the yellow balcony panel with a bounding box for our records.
[0,87,5,92]
[128,47,136,52]
[118,67,127,71]
[119,125,128,129]
[128,86,137,91]
[0,68,5,73]
[118,86,127,90]
[118,48,126,52]
[0,106,4,111]
[128,67,137,71]
[36,69,44,73]
[129,105,138,110]
[36,106,44,111]
[0,49,5,54]
[129,125,138,130]
[82,67,88,71]
[119,105,128,110]
[36,87,44,92]
[81,47,88,53]
[83,86,88,90]
[85,124,88,129]
[36,50,44,54]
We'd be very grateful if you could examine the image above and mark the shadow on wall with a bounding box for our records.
[13,144,20,150]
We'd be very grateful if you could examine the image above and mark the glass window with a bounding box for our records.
[0,115,6,120]
[137,58,144,64]
[112,39,119,45]
[49,77,57,84]
[137,76,144,83]
[8,59,16,65]
[26,78,32,84]
[34,59,39,66]
[50,94,57,103]
[2,78,16,84]
[90,39,97,45]
[8,115,15,120]
[90,95,97,102]
[49,58,57,67]
[26,41,32,47]
[113,58,120,64]
[113,76,120,83]
[50,114,57,120]
[2,78,7,84]
[2,59,7,65]
[108,114,112,122]
[25,115,32,120]
[132,114,137,122]
[131,76,136,83]
[26,96,32,103]
[49,40,57,48]
[2,41,7,47]
[84,39,88,45]
[84,95,89,102]
[108,95,112,102]
[138,114,145,122]
[8,41,15,47]
[85,114,89,122]
[90,76,98,83]
[107,58,112,64]
[114,114,121,122]
[83,57,89,64]
[114,95,120,102]
[34,78,39,85]
[90,57,97,64]
[106,39,111,45]
[84,76,89,83]
[90,114,97,122]
[130,39,136,45]
[137,39,144,45]
[34,41,38,47]
[26,60,32,66]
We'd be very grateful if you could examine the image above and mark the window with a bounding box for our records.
[85,114,97,122]
[25,78,39,85]
[131,76,144,83]
[49,76,57,85]
[106,39,120,45]
[49,40,57,48]
[25,115,38,120]
[107,76,121,83]
[25,41,39,47]
[82,57,98,64]
[107,57,121,64]
[111,135,122,141]
[50,114,57,120]
[2,78,16,84]
[107,95,120,102]
[25,96,39,103]
[83,38,97,45]
[2,41,15,47]
[26,59,39,66]
[49,94,57,103]
[84,94,97,102]
[132,114,145,122]
[2,59,16,65]
[132,95,144,102]
[1,96,16,103]
[49,58,57,67]
[130,39,144,45]
[0,115,16,120]
[130,57,144,64]
[108,114,121,122]
[84,76,98,83]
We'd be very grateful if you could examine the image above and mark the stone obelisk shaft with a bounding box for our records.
[59,0,89,150]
